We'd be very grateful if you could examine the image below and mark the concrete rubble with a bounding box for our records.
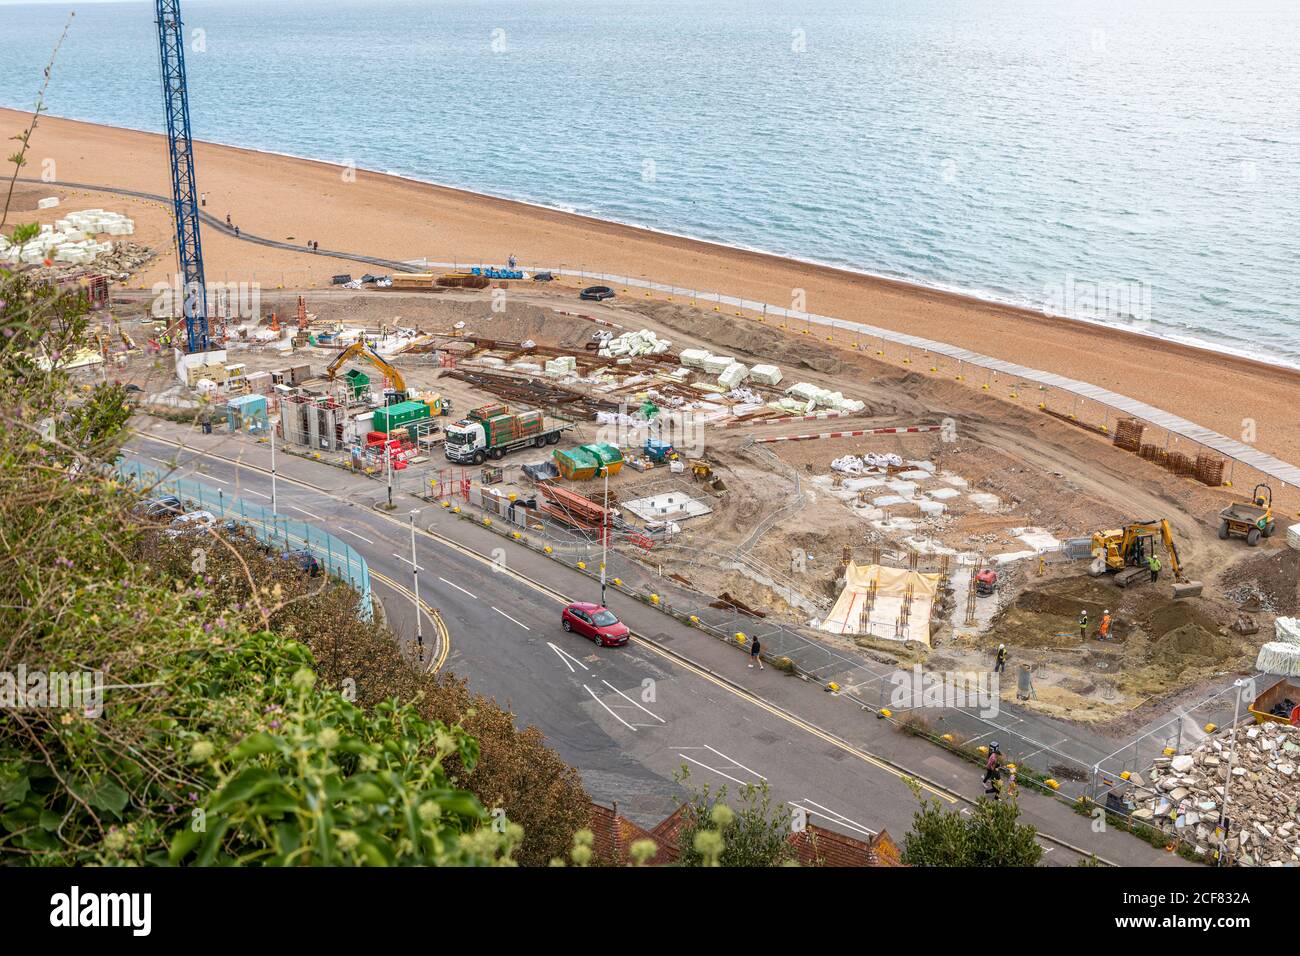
[1132,721,1300,865]
[0,209,136,266]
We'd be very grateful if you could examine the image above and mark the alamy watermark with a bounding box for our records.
[1,665,104,718]
[889,665,1000,719]
[1042,274,1152,327]
[151,274,261,321]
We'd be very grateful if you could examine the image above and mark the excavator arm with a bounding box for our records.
[1158,519,1182,577]
[325,341,406,393]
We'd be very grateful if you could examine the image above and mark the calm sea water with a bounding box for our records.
[2,0,1298,364]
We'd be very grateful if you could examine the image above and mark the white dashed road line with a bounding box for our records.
[438,576,477,599]
[290,505,324,521]
[341,527,374,544]
[492,606,530,630]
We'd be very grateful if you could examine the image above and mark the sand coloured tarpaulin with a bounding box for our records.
[821,562,941,645]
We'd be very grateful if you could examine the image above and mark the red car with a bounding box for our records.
[561,602,630,647]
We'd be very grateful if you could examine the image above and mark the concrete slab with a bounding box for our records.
[925,487,962,501]
[622,491,713,522]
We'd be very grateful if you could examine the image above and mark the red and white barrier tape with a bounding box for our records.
[753,425,944,443]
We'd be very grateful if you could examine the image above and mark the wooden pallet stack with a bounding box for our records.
[1194,453,1226,486]
[1113,417,1145,452]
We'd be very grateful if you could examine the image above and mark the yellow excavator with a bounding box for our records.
[1090,519,1185,587]
[324,340,453,414]
[325,340,411,405]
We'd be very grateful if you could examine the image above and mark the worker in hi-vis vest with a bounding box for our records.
[1147,554,1161,584]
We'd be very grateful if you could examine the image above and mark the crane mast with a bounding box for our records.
[155,0,209,354]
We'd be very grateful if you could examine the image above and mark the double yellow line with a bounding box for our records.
[370,568,450,674]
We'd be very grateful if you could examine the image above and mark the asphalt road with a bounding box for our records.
[123,429,1101,862]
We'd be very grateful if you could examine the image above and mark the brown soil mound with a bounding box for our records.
[1218,547,1300,616]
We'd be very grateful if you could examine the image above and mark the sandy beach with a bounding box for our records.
[4,107,1298,469]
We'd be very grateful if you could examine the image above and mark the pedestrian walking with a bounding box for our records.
[1099,610,1112,641]
[234,225,240,238]
[982,742,1002,800]
[748,636,763,670]
[1078,608,1089,640]
[994,643,1008,673]
[1147,554,1161,584]
[508,253,517,269]
[200,192,207,207]
[226,213,232,228]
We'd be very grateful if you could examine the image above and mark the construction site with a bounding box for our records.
[42,245,1289,735]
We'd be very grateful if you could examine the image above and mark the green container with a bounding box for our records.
[581,442,623,467]
[554,447,600,481]
[372,400,431,433]
[343,368,370,400]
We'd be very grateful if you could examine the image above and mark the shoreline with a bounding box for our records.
[11,108,1297,376]
[5,107,1300,471]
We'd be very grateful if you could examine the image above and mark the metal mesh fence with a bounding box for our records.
[117,459,373,619]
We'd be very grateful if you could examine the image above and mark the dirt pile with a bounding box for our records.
[1219,548,1300,616]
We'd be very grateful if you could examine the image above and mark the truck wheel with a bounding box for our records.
[1265,521,1276,537]
[534,435,546,448]
[490,447,505,461]
[1246,528,1261,547]
[1218,520,1230,540]
[473,451,486,465]
[546,431,561,445]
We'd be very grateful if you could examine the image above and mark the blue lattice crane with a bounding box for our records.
[155,0,209,353]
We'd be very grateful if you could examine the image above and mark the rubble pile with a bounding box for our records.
[1133,722,1300,865]
[0,208,136,266]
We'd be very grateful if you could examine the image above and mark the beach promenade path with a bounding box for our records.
[32,176,1298,499]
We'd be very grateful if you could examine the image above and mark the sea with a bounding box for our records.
[2,0,1298,366]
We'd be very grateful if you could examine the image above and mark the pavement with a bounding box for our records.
[123,417,1195,866]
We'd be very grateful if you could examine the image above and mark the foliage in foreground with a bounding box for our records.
[901,786,1043,867]
[674,777,795,867]
[140,527,593,866]
[0,259,518,864]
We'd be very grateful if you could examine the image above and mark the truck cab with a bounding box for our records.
[444,419,487,464]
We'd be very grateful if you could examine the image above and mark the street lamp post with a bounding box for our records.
[269,414,278,514]
[600,466,609,606]
[409,509,423,657]
[1216,678,1249,866]
[386,442,394,509]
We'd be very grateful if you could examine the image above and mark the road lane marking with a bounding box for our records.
[197,472,227,484]
[438,576,477,599]
[601,679,666,724]
[677,752,749,787]
[794,799,875,837]
[341,527,374,544]
[548,642,589,672]
[243,488,270,499]
[704,744,767,781]
[290,505,324,520]
[585,684,637,731]
[492,606,530,630]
